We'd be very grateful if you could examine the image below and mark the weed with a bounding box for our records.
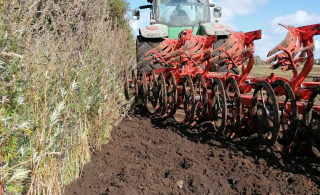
[0,0,135,194]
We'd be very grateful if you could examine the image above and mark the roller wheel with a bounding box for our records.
[158,72,167,115]
[166,72,178,115]
[271,79,298,150]
[211,78,227,135]
[252,80,280,147]
[124,68,138,101]
[224,76,242,137]
[304,85,320,158]
[147,71,160,114]
[194,73,208,121]
[137,70,148,106]
[183,74,196,123]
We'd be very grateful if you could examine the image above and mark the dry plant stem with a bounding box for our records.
[42,79,48,134]
[100,67,106,147]
[9,82,15,106]
[0,140,3,195]
[0,52,23,59]
[35,89,40,151]
[2,55,5,108]
[0,54,5,195]
[18,0,22,23]
[52,109,71,194]
[26,155,43,195]
[40,45,60,137]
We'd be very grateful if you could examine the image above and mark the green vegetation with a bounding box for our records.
[108,0,130,29]
[243,55,268,67]
[0,0,135,194]
[253,55,266,66]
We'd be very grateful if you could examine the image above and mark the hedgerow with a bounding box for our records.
[0,0,135,194]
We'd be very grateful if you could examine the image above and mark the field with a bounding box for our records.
[249,65,320,81]
[65,106,320,194]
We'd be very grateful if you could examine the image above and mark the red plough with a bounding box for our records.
[125,23,320,157]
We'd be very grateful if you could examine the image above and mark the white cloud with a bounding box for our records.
[254,34,278,59]
[210,0,269,30]
[270,10,320,34]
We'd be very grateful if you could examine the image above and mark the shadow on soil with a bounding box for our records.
[134,105,320,187]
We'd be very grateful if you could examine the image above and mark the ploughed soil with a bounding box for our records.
[65,106,320,195]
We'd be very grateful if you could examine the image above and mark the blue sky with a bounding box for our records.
[128,0,320,60]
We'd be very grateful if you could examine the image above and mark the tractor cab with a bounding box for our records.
[133,0,229,39]
[155,0,210,27]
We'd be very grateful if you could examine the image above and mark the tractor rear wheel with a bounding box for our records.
[136,35,163,72]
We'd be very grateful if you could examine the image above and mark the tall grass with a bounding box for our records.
[0,0,135,194]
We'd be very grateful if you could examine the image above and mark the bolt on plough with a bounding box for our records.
[125,23,320,157]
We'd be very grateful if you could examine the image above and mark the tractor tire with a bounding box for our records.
[211,36,240,75]
[136,35,164,72]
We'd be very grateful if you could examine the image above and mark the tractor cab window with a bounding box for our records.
[156,0,209,26]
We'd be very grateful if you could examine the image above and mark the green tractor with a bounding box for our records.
[133,0,239,74]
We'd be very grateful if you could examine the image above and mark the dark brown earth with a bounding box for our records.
[65,106,320,195]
